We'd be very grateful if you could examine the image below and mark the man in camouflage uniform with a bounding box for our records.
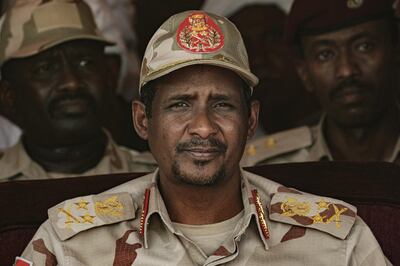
[241,0,400,167]
[18,9,391,265]
[0,0,156,181]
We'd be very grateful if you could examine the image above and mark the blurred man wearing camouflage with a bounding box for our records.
[18,10,391,265]
[0,0,157,181]
[241,0,400,166]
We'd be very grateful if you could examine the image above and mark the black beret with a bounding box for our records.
[285,0,396,44]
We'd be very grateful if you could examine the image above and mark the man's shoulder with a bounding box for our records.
[115,145,158,172]
[241,126,315,166]
[47,173,154,241]
[0,143,26,180]
[244,171,358,240]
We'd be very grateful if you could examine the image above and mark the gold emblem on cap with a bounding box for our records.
[347,0,363,9]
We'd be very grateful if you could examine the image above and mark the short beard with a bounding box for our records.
[172,160,226,186]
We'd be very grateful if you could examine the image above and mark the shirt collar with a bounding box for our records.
[309,114,333,161]
[0,129,120,180]
[139,169,270,250]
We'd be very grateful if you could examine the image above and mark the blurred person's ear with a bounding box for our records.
[0,80,16,121]
[132,101,149,140]
[295,60,315,93]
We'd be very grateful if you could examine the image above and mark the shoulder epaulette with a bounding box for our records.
[268,192,357,239]
[241,126,312,166]
[48,192,137,241]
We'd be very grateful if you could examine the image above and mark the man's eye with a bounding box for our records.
[33,63,57,75]
[213,102,234,110]
[77,58,93,68]
[357,42,373,53]
[316,50,334,62]
[169,102,190,110]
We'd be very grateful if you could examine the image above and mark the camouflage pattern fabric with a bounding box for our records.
[241,115,400,166]
[0,0,111,68]
[19,170,391,265]
[0,130,157,181]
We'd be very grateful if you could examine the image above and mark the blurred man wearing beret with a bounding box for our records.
[241,0,400,166]
[0,0,156,181]
[18,9,391,265]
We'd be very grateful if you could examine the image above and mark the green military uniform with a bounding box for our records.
[241,116,400,166]
[0,130,157,181]
[19,169,391,265]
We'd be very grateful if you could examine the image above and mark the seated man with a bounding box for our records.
[17,10,391,265]
[0,0,156,181]
[241,0,400,166]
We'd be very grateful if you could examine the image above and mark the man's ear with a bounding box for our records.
[295,59,315,93]
[246,100,260,139]
[132,100,149,140]
[0,79,16,120]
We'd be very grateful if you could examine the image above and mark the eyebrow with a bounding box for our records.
[309,31,376,49]
[165,93,233,102]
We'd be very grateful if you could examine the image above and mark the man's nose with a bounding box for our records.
[335,52,360,80]
[58,59,81,92]
[188,109,218,139]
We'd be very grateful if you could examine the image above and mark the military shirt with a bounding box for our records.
[0,130,157,181]
[19,169,391,265]
[241,116,400,166]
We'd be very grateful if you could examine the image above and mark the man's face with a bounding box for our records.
[136,65,258,186]
[1,40,111,146]
[297,19,398,128]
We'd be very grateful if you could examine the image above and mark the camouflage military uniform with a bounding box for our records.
[241,116,400,166]
[0,130,157,181]
[19,170,391,265]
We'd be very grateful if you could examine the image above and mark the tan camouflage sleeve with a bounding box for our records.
[347,217,393,266]
[20,221,59,266]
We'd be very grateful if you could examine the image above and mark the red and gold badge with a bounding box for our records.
[176,12,224,53]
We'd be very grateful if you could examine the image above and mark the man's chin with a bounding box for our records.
[172,160,226,186]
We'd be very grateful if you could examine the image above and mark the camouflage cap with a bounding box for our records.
[0,0,112,67]
[139,10,258,94]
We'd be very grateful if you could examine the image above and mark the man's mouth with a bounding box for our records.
[332,86,369,104]
[182,147,223,160]
[49,95,95,118]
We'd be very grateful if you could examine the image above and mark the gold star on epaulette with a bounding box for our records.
[75,199,90,210]
[317,199,330,210]
[264,138,276,148]
[80,213,96,224]
[246,144,257,156]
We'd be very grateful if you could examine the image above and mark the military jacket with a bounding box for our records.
[19,170,391,265]
[0,131,157,181]
[241,117,400,166]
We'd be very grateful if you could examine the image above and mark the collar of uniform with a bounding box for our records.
[0,136,32,180]
[309,114,333,161]
[0,129,122,180]
[138,169,174,249]
[239,170,270,250]
[138,169,271,250]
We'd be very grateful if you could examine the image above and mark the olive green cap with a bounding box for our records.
[139,10,258,95]
[0,0,112,67]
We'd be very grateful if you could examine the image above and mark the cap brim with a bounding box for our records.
[7,35,113,62]
[141,59,259,94]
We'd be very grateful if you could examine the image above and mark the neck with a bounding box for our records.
[159,168,243,225]
[23,131,107,174]
[325,109,400,161]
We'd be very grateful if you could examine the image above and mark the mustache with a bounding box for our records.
[48,91,96,112]
[330,78,369,99]
[176,137,227,153]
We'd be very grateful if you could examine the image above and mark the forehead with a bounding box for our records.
[153,65,244,99]
[301,19,390,48]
